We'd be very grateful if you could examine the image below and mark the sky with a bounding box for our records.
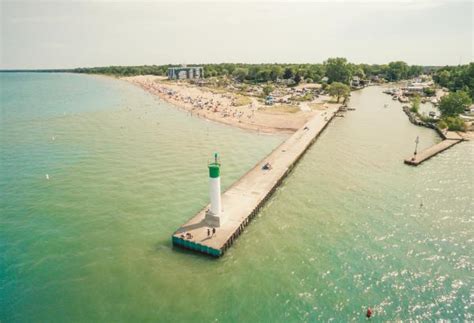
[0,0,472,69]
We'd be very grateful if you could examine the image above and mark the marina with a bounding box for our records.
[172,106,340,256]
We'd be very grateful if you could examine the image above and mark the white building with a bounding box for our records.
[167,66,204,80]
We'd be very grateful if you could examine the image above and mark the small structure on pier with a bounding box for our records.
[167,65,204,80]
[205,153,222,227]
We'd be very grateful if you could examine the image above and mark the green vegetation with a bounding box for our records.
[233,95,252,106]
[73,58,427,85]
[423,87,436,96]
[439,116,466,131]
[262,104,300,113]
[325,58,352,84]
[386,61,409,81]
[438,91,472,117]
[434,91,471,132]
[262,84,274,96]
[437,119,448,129]
[433,63,474,100]
[419,115,436,124]
[300,92,314,101]
[74,65,169,76]
[327,82,350,103]
[410,94,421,113]
[232,68,248,82]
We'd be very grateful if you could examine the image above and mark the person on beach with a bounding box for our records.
[212,228,216,236]
[207,228,210,237]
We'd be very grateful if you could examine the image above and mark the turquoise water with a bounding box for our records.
[1,74,472,321]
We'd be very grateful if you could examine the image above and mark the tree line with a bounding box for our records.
[432,63,474,100]
[72,60,473,101]
[73,65,169,77]
[72,58,427,84]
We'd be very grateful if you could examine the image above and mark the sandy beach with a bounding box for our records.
[123,75,338,133]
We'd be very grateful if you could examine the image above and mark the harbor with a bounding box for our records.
[172,106,340,257]
[3,75,472,321]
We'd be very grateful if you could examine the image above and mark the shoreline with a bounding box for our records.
[122,75,339,134]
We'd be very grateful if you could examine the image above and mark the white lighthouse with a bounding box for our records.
[206,153,222,227]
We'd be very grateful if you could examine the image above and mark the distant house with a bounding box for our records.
[403,83,430,94]
[370,75,383,83]
[351,76,360,87]
[466,104,474,114]
[321,77,329,83]
[168,66,204,80]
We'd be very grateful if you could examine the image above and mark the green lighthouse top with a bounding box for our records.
[208,153,220,178]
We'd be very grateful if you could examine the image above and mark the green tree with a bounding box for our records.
[263,84,274,96]
[324,57,352,84]
[232,68,248,82]
[435,70,451,87]
[306,64,325,82]
[269,66,283,81]
[441,116,465,131]
[438,91,472,117]
[408,65,423,78]
[411,94,420,113]
[283,67,294,79]
[437,119,448,129]
[387,61,409,81]
[433,64,474,100]
[423,87,436,97]
[353,67,366,79]
[257,69,271,82]
[294,72,302,84]
[327,82,350,103]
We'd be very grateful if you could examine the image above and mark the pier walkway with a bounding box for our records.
[404,132,463,166]
[172,106,340,257]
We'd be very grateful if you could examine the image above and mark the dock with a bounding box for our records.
[404,131,463,166]
[172,106,340,257]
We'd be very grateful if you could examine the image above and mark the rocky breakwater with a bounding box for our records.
[402,105,437,130]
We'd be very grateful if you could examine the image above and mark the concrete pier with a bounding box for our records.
[404,133,463,166]
[172,106,340,257]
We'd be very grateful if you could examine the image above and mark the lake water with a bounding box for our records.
[1,73,472,321]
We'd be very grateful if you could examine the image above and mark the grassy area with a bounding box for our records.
[233,95,252,106]
[309,103,327,110]
[292,92,314,102]
[205,87,228,94]
[261,104,300,113]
